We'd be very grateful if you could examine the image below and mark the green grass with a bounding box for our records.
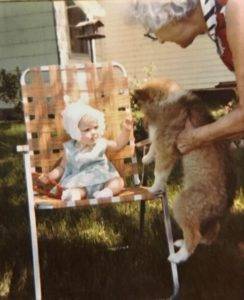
[0,121,243,299]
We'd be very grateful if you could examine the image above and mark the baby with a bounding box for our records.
[40,100,133,202]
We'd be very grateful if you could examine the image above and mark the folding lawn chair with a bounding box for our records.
[17,62,179,300]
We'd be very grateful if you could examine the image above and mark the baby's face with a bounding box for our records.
[78,115,100,146]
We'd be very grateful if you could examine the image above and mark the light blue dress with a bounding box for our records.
[59,139,119,197]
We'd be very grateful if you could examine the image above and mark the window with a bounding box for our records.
[66,1,89,55]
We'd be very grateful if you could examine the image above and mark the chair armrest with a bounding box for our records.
[135,138,150,148]
[135,138,151,186]
[16,145,29,153]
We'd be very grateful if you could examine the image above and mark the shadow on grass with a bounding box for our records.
[1,121,243,299]
[4,203,174,299]
[3,198,244,300]
[0,121,25,160]
[1,163,244,299]
[178,211,244,300]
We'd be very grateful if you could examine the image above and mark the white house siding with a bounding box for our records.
[0,1,59,71]
[98,0,235,90]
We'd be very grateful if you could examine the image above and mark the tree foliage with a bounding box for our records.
[0,68,21,103]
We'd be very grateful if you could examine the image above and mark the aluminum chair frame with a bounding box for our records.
[17,62,179,299]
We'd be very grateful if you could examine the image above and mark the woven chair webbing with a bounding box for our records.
[21,63,138,179]
[35,187,154,209]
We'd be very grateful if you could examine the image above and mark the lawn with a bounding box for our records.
[0,121,243,299]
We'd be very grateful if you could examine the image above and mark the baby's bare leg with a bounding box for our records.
[62,188,86,202]
[105,177,124,195]
[93,177,124,199]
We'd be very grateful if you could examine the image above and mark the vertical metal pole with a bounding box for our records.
[139,145,148,235]
[23,152,42,300]
[89,39,96,63]
[161,190,179,299]
[91,39,96,63]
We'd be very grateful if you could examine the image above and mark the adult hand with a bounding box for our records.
[177,119,200,154]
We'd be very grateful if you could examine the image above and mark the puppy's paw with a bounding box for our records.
[142,154,154,165]
[148,184,163,194]
[168,243,190,264]
[174,239,184,249]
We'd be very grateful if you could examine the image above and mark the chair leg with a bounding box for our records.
[161,190,179,299]
[23,152,42,300]
[139,201,146,236]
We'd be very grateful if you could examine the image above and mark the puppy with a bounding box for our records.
[132,78,236,263]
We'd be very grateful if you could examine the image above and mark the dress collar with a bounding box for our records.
[200,0,217,41]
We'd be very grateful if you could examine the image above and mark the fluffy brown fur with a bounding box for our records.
[132,78,236,263]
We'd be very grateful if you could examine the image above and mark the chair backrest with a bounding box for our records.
[21,62,138,182]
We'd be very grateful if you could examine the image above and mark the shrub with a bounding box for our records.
[0,68,23,121]
[0,68,21,104]
[129,64,156,142]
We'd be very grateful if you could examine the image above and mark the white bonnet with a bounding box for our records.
[131,0,199,32]
[62,100,105,141]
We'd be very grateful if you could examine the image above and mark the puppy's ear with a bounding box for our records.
[132,88,151,103]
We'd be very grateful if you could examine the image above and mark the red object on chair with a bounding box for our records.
[32,173,63,199]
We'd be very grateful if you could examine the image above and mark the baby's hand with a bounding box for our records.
[122,116,133,131]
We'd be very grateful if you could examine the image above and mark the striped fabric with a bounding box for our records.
[200,0,234,71]
[34,187,157,209]
[21,63,133,176]
[19,62,156,210]
[201,0,217,41]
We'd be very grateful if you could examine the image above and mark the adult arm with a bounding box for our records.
[177,0,244,153]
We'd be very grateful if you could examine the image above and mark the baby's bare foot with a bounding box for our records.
[62,189,82,202]
[94,188,113,199]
